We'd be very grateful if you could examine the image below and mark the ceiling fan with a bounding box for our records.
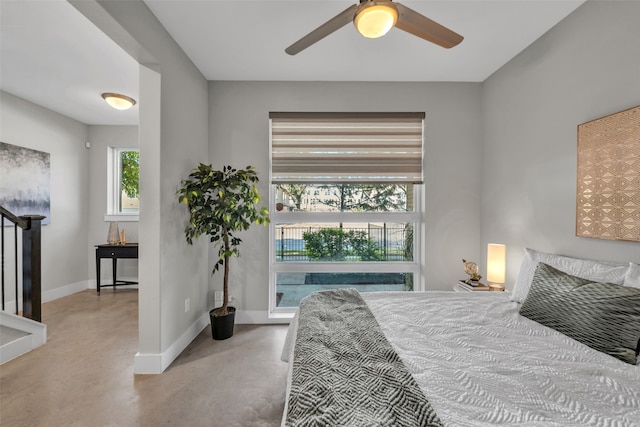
[285,0,463,55]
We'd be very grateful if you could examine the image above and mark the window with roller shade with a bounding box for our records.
[269,112,424,313]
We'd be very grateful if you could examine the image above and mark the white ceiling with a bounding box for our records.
[0,0,139,125]
[0,0,586,126]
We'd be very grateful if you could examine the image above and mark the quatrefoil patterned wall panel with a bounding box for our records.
[577,106,640,242]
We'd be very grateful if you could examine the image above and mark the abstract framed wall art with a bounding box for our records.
[0,142,51,225]
[576,106,640,242]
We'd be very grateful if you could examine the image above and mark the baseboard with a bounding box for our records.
[134,312,209,374]
[3,280,91,313]
[235,310,291,324]
[43,280,91,302]
[0,333,33,364]
[0,311,47,348]
[133,352,163,375]
[132,310,290,374]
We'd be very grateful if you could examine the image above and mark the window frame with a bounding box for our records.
[268,113,425,316]
[268,192,423,315]
[104,146,139,222]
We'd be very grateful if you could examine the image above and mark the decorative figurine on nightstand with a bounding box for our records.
[462,259,482,284]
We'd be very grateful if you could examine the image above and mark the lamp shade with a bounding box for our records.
[102,93,136,110]
[487,243,506,284]
[354,3,398,39]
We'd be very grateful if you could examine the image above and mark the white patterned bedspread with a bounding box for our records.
[282,291,640,426]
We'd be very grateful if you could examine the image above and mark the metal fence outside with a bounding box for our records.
[275,224,410,261]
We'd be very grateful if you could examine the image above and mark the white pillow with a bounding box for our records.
[624,262,640,289]
[511,248,628,303]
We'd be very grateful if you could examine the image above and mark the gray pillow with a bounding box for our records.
[519,262,640,365]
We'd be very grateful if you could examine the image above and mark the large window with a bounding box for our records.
[106,147,139,220]
[269,113,424,314]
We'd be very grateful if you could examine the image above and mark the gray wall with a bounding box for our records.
[481,0,640,287]
[209,81,483,311]
[87,125,139,285]
[0,90,90,299]
[74,0,209,368]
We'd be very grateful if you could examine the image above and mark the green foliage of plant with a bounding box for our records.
[277,184,307,209]
[318,184,407,212]
[348,230,384,261]
[302,228,383,261]
[353,184,407,212]
[121,151,139,199]
[303,228,348,261]
[177,164,270,315]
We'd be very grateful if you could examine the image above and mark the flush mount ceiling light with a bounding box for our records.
[354,2,398,38]
[101,93,136,110]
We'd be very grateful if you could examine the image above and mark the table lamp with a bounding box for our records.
[487,243,506,291]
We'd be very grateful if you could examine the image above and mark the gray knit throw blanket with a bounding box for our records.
[285,288,443,427]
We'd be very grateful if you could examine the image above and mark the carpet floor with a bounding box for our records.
[0,289,289,426]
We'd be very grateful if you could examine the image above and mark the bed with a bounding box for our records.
[281,249,640,426]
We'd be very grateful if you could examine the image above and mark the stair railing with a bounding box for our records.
[0,205,44,322]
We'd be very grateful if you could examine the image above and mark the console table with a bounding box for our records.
[95,243,138,294]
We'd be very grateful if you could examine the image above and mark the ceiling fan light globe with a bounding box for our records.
[354,4,398,39]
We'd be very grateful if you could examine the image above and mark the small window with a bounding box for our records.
[106,147,139,220]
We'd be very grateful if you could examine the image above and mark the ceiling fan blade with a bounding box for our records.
[285,4,358,55]
[394,3,463,49]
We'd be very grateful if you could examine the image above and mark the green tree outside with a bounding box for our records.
[277,184,307,209]
[319,184,407,212]
[121,150,139,199]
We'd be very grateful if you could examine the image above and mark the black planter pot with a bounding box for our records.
[210,307,236,340]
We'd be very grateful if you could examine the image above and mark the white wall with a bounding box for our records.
[209,81,483,312]
[481,0,640,288]
[0,90,90,301]
[87,125,139,285]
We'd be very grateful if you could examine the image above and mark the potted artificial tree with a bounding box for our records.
[177,163,269,340]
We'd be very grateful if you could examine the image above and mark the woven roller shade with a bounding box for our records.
[270,112,424,184]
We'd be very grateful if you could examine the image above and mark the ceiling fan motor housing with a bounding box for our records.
[354,1,399,39]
